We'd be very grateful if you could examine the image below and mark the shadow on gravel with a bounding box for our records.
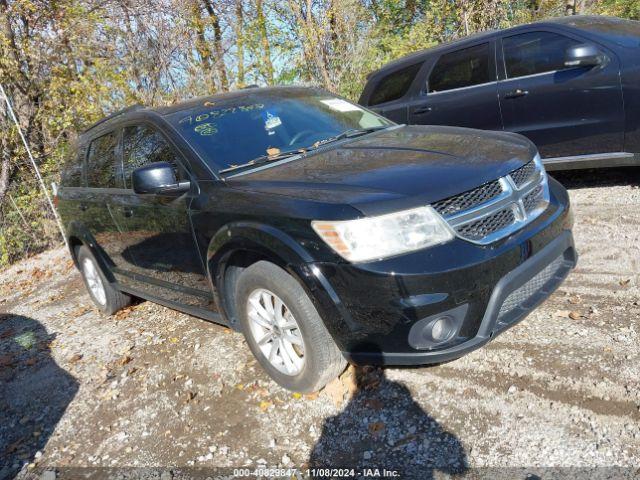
[550,166,640,190]
[0,314,78,479]
[309,362,467,479]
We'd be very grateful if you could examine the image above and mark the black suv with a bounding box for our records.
[58,87,576,392]
[360,16,640,171]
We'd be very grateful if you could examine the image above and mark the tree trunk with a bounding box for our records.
[256,0,274,84]
[203,0,229,91]
[0,130,11,208]
[192,2,215,90]
[235,0,245,87]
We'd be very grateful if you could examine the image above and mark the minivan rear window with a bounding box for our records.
[86,132,119,189]
[368,63,422,106]
[428,43,491,93]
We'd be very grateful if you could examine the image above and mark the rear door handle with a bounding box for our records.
[123,208,133,218]
[413,106,433,115]
[504,89,529,99]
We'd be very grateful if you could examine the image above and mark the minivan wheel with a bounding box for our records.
[77,246,132,315]
[236,261,346,392]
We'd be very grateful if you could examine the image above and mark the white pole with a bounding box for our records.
[0,82,68,249]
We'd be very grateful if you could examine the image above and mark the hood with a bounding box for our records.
[226,125,537,216]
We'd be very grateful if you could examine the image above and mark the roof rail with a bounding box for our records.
[82,104,145,133]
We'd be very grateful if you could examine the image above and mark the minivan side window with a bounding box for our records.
[86,132,119,189]
[502,31,580,79]
[368,62,422,106]
[428,43,491,93]
[123,125,185,188]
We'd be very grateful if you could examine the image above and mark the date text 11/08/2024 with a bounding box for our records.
[232,468,401,477]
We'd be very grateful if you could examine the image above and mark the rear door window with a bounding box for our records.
[428,43,491,93]
[122,125,186,188]
[86,132,119,189]
[502,31,580,79]
[369,62,422,106]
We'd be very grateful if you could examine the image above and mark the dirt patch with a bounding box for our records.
[1,168,639,478]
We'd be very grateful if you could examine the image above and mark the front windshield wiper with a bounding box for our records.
[219,126,389,175]
[314,126,389,148]
[219,149,306,174]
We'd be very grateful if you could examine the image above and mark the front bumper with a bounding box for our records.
[345,230,576,365]
[303,178,576,365]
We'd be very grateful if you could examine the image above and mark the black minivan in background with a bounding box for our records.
[360,16,640,171]
[58,87,576,392]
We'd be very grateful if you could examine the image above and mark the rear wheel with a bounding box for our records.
[236,261,346,392]
[77,246,132,315]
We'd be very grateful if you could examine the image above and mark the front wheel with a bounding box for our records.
[236,261,346,392]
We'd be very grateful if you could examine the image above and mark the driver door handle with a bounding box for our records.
[504,89,529,99]
[123,208,134,218]
[413,105,432,115]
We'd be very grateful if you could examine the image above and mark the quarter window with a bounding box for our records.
[86,132,119,188]
[503,31,580,78]
[123,125,185,188]
[428,43,491,93]
[369,63,422,106]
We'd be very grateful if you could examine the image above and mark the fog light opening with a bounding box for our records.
[426,315,458,344]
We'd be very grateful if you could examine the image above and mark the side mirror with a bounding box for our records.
[132,161,190,195]
[564,44,605,68]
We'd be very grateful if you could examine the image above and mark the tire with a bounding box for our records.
[236,261,346,392]
[76,245,132,315]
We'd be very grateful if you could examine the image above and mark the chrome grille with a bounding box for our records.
[433,180,503,216]
[523,185,544,214]
[457,208,516,241]
[433,156,549,244]
[510,161,538,188]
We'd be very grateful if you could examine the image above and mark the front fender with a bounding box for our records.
[206,222,356,347]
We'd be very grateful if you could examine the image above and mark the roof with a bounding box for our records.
[82,86,327,136]
[366,15,618,80]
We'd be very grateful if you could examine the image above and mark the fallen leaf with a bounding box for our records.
[119,355,132,366]
[568,295,581,305]
[259,401,272,411]
[114,307,134,320]
[365,398,383,410]
[323,377,346,407]
[339,366,358,396]
[0,354,15,367]
[69,354,83,363]
[619,278,631,286]
[0,329,15,339]
[368,421,385,436]
[568,311,581,320]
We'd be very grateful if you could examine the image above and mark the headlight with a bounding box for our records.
[312,206,454,263]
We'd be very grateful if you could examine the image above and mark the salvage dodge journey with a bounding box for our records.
[57,87,577,392]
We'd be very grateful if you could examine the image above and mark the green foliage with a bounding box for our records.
[0,0,638,268]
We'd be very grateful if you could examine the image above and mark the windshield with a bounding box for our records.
[166,90,394,174]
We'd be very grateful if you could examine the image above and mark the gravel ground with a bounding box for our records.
[1,168,639,479]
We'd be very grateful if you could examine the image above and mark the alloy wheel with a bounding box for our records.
[82,257,107,306]
[246,288,305,376]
